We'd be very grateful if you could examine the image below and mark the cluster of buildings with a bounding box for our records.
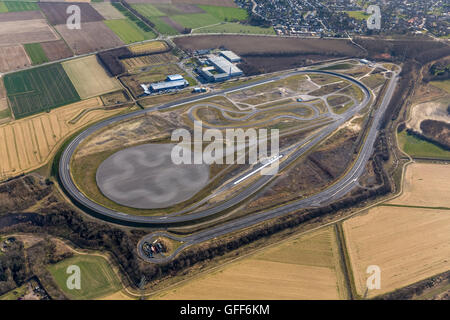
[238,0,449,38]
[196,50,244,83]
[141,74,189,94]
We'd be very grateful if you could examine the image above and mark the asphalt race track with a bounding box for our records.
[96,143,209,209]
[58,67,400,262]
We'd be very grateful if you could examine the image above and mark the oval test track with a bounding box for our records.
[58,67,399,262]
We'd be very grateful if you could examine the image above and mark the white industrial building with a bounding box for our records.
[220,50,241,63]
[142,74,189,94]
[207,55,243,77]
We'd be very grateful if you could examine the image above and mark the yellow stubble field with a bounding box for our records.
[0,97,121,179]
[62,55,122,99]
[343,206,450,298]
[153,226,349,300]
[388,163,450,208]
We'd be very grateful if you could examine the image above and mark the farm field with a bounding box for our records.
[0,97,123,180]
[343,206,450,298]
[121,52,178,72]
[47,254,121,300]
[172,0,237,6]
[174,35,362,57]
[91,2,125,20]
[194,22,275,35]
[0,44,31,72]
[62,55,122,99]
[0,10,44,23]
[0,79,11,122]
[56,21,124,55]
[388,163,450,208]
[170,12,222,30]
[129,40,168,54]
[0,17,58,45]
[198,4,248,21]
[154,227,348,300]
[23,43,48,65]
[104,19,156,44]
[148,15,180,34]
[398,130,450,160]
[1,1,39,13]
[39,3,104,25]
[4,63,80,119]
[40,40,73,61]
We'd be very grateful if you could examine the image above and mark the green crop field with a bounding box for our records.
[2,1,39,12]
[170,13,222,29]
[148,16,179,35]
[104,19,155,44]
[398,130,450,160]
[109,3,157,39]
[130,4,179,35]
[0,2,7,12]
[4,64,80,119]
[24,43,49,65]
[131,3,165,17]
[198,5,248,21]
[194,22,275,35]
[47,255,121,300]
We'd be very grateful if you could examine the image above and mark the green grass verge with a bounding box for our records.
[0,284,28,300]
[345,10,370,20]
[23,43,49,65]
[0,2,7,12]
[398,130,450,160]
[430,79,450,94]
[4,63,80,119]
[0,107,11,120]
[193,22,275,34]
[3,1,39,12]
[47,255,121,300]
[104,19,156,44]
[198,5,248,21]
[170,12,222,29]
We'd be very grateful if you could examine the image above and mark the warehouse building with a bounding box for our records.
[150,79,188,92]
[207,55,243,77]
[196,54,243,82]
[220,50,241,63]
[141,74,189,94]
